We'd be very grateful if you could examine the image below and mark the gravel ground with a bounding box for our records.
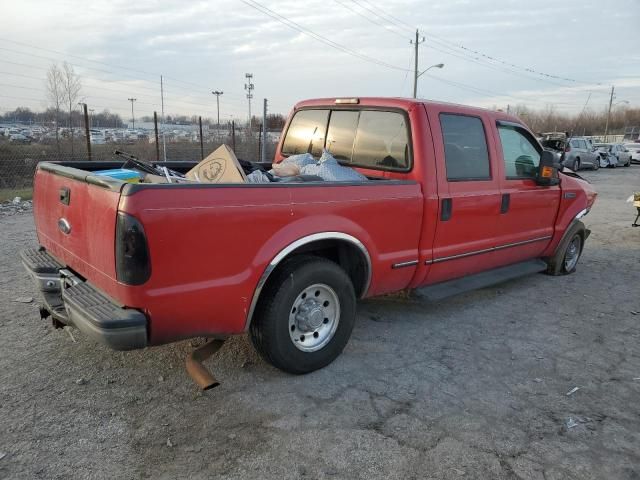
[1,167,639,480]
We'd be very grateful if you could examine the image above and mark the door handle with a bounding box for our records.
[441,198,452,221]
[500,193,510,214]
[59,187,70,205]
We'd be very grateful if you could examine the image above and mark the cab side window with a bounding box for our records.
[497,125,541,179]
[440,114,491,181]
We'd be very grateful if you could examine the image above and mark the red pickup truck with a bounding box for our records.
[22,97,596,387]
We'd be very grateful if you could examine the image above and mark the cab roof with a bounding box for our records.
[293,97,523,123]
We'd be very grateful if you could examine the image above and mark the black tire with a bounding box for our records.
[592,156,600,170]
[546,221,585,276]
[250,255,356,374]
[624,159,630,167]
[573,158,580,171]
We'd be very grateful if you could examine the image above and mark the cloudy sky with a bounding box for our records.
[1,0,638,123]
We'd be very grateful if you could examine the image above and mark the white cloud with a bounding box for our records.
[0,0,638,120]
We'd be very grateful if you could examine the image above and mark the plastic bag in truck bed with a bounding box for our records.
[298,150,368,182]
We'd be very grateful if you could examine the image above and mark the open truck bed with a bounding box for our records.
[27,160,422,349]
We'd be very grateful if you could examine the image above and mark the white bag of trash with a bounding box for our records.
[300,150,368,182]
[281,153,316,168]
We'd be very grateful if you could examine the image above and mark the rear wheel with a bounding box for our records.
[250,255,356,374]
[592,156,600,170]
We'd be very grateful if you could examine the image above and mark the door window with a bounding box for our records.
[440,114,491,181]
[497,125,541,179]
[281,109,329,157]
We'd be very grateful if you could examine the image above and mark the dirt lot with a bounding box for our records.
[1,167,639,480]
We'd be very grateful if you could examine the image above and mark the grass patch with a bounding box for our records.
[0,188,33,202]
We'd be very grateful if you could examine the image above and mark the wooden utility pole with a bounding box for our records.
[604,85,615,142]
[153,111,160,161]
[82,103,91,161]
[262,98,268,162]
[411,29,425,99]
[199,116,204,160]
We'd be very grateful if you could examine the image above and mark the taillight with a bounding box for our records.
[565,145,571,152]
[115,212,151,285]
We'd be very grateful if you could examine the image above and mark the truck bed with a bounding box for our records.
[32,161,423,345]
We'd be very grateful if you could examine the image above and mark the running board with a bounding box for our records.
[416,259,548,302]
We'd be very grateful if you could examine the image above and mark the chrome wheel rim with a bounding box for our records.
[564,236,581,271]
[288,283,340,352]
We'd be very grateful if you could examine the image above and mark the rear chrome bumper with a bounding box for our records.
[21,248,147,350]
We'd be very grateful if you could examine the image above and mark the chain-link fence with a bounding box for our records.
[0,130,278,200]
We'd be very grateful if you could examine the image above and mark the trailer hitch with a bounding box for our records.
[185,338,226,390]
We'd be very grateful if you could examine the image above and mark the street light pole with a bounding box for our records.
[212,90,224,134]
[415,63,445,98]
[128,98,137,129]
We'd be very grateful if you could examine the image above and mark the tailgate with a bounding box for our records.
[33,163,123,288]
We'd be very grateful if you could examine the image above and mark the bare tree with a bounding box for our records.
[45,64,64,152]
[61,62,82,156]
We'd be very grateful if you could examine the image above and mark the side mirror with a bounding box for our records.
[536,150,560,186]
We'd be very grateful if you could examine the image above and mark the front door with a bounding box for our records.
[492,121,561,265]
[424,107,502,285]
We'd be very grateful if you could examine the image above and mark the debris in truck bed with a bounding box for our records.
[184,144,246,183]
[298,150,368,182]
[94,168,143,183]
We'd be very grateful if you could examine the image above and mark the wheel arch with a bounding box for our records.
[245,232,371,330]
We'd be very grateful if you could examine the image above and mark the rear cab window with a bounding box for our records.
[281,108,411,172]
[281,109,329,157]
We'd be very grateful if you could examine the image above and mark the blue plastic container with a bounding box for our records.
[93,168,142,183]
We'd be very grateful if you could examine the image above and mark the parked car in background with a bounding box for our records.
[540,133,599,171]
[623,142,640,164]
[9,133,31,144]
[562,137,599,171]
[89,129,106,145]
[594,143,631,167]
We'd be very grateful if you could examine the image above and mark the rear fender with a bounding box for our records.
[245,216,375,330]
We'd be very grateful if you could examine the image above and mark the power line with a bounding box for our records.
[332,0,406,39]
[240,0,410,72]
[0,41,274,107]
[0,58,253,112]
[346,0,600,86]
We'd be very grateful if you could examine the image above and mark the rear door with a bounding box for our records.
[492,121,560,264]
[424,106,502,284]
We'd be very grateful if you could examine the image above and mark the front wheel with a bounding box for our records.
[546,222,585,276]
[250,255,356,374]
[562,234,582,273]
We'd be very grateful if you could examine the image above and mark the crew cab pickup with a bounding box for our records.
[22,97,597,383]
